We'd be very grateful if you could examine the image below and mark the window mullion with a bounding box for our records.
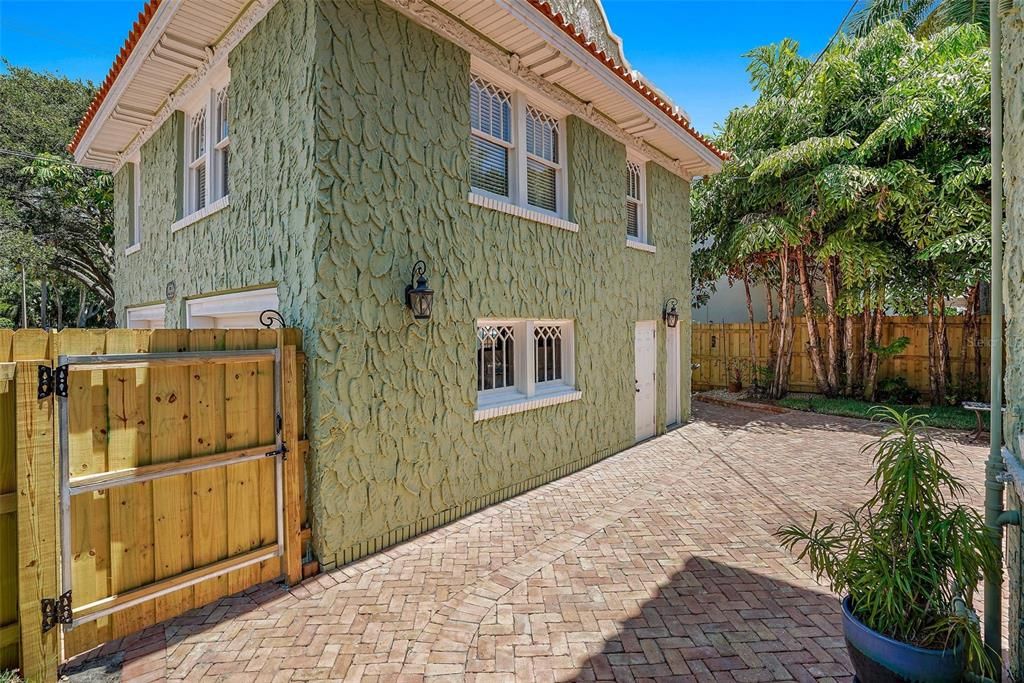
[205,89,214,206]
[521,321,535,397]
[513,92,527,207]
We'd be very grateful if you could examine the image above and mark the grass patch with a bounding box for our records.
[776,396,978,431]
[0,672,22,683]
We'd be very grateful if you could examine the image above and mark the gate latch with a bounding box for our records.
[41,590,72,632]
[265,443,289,461]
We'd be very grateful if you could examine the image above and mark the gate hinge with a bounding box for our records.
[37,365,52,399]
[276,413,283,435]
[39,365,69,399]
[41,590,72,632]
[55,365,69,398]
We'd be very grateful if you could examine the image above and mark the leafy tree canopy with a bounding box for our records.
[0,60,112,328]
[693,21,991,401]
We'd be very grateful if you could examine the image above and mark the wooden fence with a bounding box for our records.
[692,316,991,397]
[0,328,310,680]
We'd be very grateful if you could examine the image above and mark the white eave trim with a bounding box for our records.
[495,0,723,173]
[72,0,185,166]
[75,0,281,173]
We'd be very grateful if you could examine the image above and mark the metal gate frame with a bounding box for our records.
[52,348,285,631]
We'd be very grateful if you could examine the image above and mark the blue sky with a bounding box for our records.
[0,0,853,135]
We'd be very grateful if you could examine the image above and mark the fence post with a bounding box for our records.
[280,345,302,585]
[15,360,59,681]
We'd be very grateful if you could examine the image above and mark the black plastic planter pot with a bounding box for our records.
[841,597,964,682]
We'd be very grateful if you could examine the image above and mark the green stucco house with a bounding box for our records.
[71,0,725,568]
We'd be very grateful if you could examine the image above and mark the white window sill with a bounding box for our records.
[124,243,142,256]
[468,192,579,233]
[172,195,230,233]
[474,387,582,422]
[626,239,656,253]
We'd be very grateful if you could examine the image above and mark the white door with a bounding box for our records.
[635,321,657,441]
[666,324,680,427]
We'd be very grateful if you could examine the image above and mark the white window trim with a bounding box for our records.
[469,65,570,224]
[185,287,279,329]
[179,66,229,227]
[126,303,166,329]
[127,158,142,253]
[475,318,577,421]
[468,192,579,233]
[171,194,230,233]
[626,154,650,246]
[625,240,657,254]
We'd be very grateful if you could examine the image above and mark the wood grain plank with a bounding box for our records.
[256,329,279,582]
[149,329,195,621]
[224,329,261,592]
[0,351,16,670]
[105,330,155,638]
[189,330,229,605]
[280,344,302,585]
[15,361,58,680]
[59,329,112,656]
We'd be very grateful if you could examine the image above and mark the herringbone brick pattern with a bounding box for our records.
[65,404,990,682]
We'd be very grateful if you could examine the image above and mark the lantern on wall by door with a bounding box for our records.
[405,260,434,320]
[663,298,679,328]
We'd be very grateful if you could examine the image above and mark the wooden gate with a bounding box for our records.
[0,328,309,680]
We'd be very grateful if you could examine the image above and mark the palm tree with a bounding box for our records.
[848,0,991,38]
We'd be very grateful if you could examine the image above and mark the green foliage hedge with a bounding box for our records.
[777,395,978,431]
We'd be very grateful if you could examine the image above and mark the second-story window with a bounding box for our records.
[186,107,208,213]
[626,158,647,242]
[470,75,513,198]
[525,107,560,213]
[469,73,566,218]
[182,75,230,219]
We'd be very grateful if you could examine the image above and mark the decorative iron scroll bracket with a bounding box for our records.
[260,309,285,329]
[41,590,72,632]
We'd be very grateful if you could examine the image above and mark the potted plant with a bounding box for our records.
[776,407,999,682]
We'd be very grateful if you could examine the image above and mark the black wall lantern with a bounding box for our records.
[663,298,679,328]
[405,260,434,320]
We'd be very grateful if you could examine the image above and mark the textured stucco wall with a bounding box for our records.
[112,0,693,569]
[112,0,318,332]
[308,0,691,567]
[1003,9,1024,679]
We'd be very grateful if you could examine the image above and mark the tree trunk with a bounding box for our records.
[772,248,797,399]
[76,284,89,328]
[823,256,841,393]
[927,295,938,403]
[54,286,63,330]
[973,286,983,391]
[39,276,49,331]
[20,265,28,329]
[743,270,757,382]
[958,287,972,392]
[864,305,883,401]
[766,285,777,370]
[844,314,856,396]
[796,247,832,395]
[861,305,871,391]
[936,297,949,405]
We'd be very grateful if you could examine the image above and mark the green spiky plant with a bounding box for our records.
[777,407,999,674]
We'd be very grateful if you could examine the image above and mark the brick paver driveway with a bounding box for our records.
[68,402,989,682]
